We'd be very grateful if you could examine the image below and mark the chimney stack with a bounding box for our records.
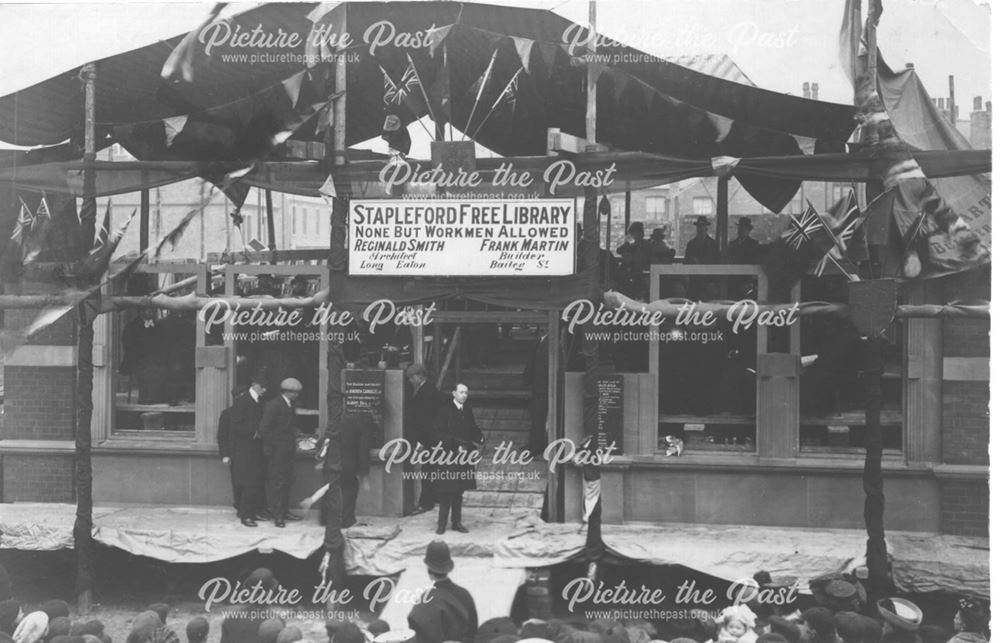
[905,62,915,69]
[802,82,810,98]
[811,82,819,100]
[973,96,983,112]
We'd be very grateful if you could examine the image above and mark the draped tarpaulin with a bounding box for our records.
[0,503,986,599]
[0,2,863,214]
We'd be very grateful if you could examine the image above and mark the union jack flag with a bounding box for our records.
[812,191,867,277]
[780,202,837,254]
[381,61,420,106]
[11,197,33,245]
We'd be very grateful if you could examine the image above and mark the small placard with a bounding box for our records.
[344,369,385,415]
[596,375,624,455]
[683,423,706,432]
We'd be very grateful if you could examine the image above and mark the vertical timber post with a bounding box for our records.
[75,60,98,615]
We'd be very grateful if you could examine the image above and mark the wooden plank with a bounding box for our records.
[942,357,989,381]
[905,281,942,464]
[637,373,657,454]
[623,373,639,454]
[716,175,729,260]
[430,310,549,323]
[5,345,75,367]
[207,249,329,263]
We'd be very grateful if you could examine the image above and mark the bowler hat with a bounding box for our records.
[651,228,666,240]
[877,598,922,631]
[694,216,711,227]
[424,540,455,574]
[737,217,754,229]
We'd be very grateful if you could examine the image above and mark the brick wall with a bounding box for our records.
[940,479,988,537]
[2,366,76,440]
[942,381,989,466]
[1,453,74,502]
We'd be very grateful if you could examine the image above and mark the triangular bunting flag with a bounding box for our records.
[319,174,337,203]
[306,2,337,22]
[35,193,51,225]
[427,24,453,58]
[705,112,734,143]
[282,72,305,107]
[161,3,226,83]
[537,42,559,74]
[163,115,188,147]
[863,189,893,245]
[609,70,629,102]
[510,36,534,73]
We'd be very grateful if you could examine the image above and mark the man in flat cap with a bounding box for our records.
[408,541,478,643]
[260,377,304,527]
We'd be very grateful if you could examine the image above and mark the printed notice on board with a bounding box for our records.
[349,199,576,276]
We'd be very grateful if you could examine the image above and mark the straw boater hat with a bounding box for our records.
[374,631,416,643]
[877,598,923,631]
[280,378,303,392]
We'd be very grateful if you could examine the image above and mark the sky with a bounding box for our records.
[0,0,991,141]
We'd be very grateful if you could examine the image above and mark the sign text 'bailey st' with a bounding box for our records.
[349,199,577,276]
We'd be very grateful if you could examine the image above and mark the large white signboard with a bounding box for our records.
[349,199,577,276]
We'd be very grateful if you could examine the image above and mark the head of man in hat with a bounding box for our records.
[953,597,989,639]
[626,222,645,244]
[694,216,712,241]
[735,217,754,241]
[424,540,455,582]
[280,378,303,406]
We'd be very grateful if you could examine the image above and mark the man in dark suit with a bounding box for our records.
[339,411,372,528]
[405,363,444,514]
[217,387,245,515]
[227,375,267,527]
[728,216,762,264]
[430,383,484,534]
[684,215,721,265]
[259,377,303,528]
[408,541,478,643]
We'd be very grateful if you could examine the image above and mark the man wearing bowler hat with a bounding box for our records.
[684,215,721,265]
[728,217,762,264]
[260,377,304,527]
[408,541,478,643]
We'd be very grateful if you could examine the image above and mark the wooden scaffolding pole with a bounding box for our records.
[74,60,97,615]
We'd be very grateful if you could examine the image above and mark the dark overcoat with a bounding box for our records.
[227,392,264,486]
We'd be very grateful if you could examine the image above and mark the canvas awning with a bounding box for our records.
[0,2,862,214]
